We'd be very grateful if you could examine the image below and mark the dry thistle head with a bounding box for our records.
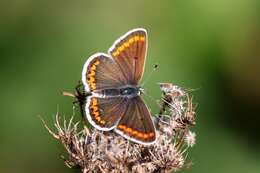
[42,82,197,173]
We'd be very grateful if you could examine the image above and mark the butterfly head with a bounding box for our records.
[138,86,145,95]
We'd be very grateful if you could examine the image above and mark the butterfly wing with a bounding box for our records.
[115,96,156,145]
[82,29,156,144]
[82,53,126,92]
[108,28,147,85]
[85,96,129,130]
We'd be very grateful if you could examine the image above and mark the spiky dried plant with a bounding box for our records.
[41,83,197,173]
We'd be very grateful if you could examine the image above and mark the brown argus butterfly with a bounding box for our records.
[82,28,156,145]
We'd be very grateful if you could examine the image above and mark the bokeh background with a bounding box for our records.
[1,0,259,172]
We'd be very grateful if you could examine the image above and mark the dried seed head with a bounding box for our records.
[159,83,186,97]
[43,82,197,172]
[185,130,196,148]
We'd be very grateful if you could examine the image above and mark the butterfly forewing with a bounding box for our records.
[86,96,129,130]
[115,96,156,145]
[82,53,126,92]
[109,29,147,85]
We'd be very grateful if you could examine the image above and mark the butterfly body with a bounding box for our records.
[91,85,141,99]
[82,28,156,145]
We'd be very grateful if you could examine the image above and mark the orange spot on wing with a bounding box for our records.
[113,51,120,57]
[88,70,95,77]
[132,130,138,135]
[149,132,155,137]
[112,35,145,58]
[140,36,145,41]
[91,83,96,90]
[92,111,99,117]
[118,124,124,129]
[118,45,124,51]
[96,116,101,122]
[118,124,155,139]
[129,38,134,43]
[94,60,100,65]
[143,134,149,139]
[92,98,97,105]
[87,59,100,90]
[91,106,98,112]
[124,42,129,48]
[134,36,140,41]
[125,127,132,133]
[137,132,144,138]
[88,76,95,83]
[90,65,96,71]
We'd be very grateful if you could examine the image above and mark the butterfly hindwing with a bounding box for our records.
[115,96,156,145]
[82,53,126,92]
[108,28,147,85]
[85,96,128,130]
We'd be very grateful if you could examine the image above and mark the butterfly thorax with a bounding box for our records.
[92,85,141,98]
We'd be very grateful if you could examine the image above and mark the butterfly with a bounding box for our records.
[81,28,156,145]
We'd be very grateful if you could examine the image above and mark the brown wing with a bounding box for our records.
[85,96,129,130]
[82,53,127,92]
[114,96,156,145]
[108,28,147,85]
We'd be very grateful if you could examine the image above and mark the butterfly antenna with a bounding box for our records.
[141,63,158,87]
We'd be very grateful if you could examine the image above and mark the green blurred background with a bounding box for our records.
[1,0,259,172]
